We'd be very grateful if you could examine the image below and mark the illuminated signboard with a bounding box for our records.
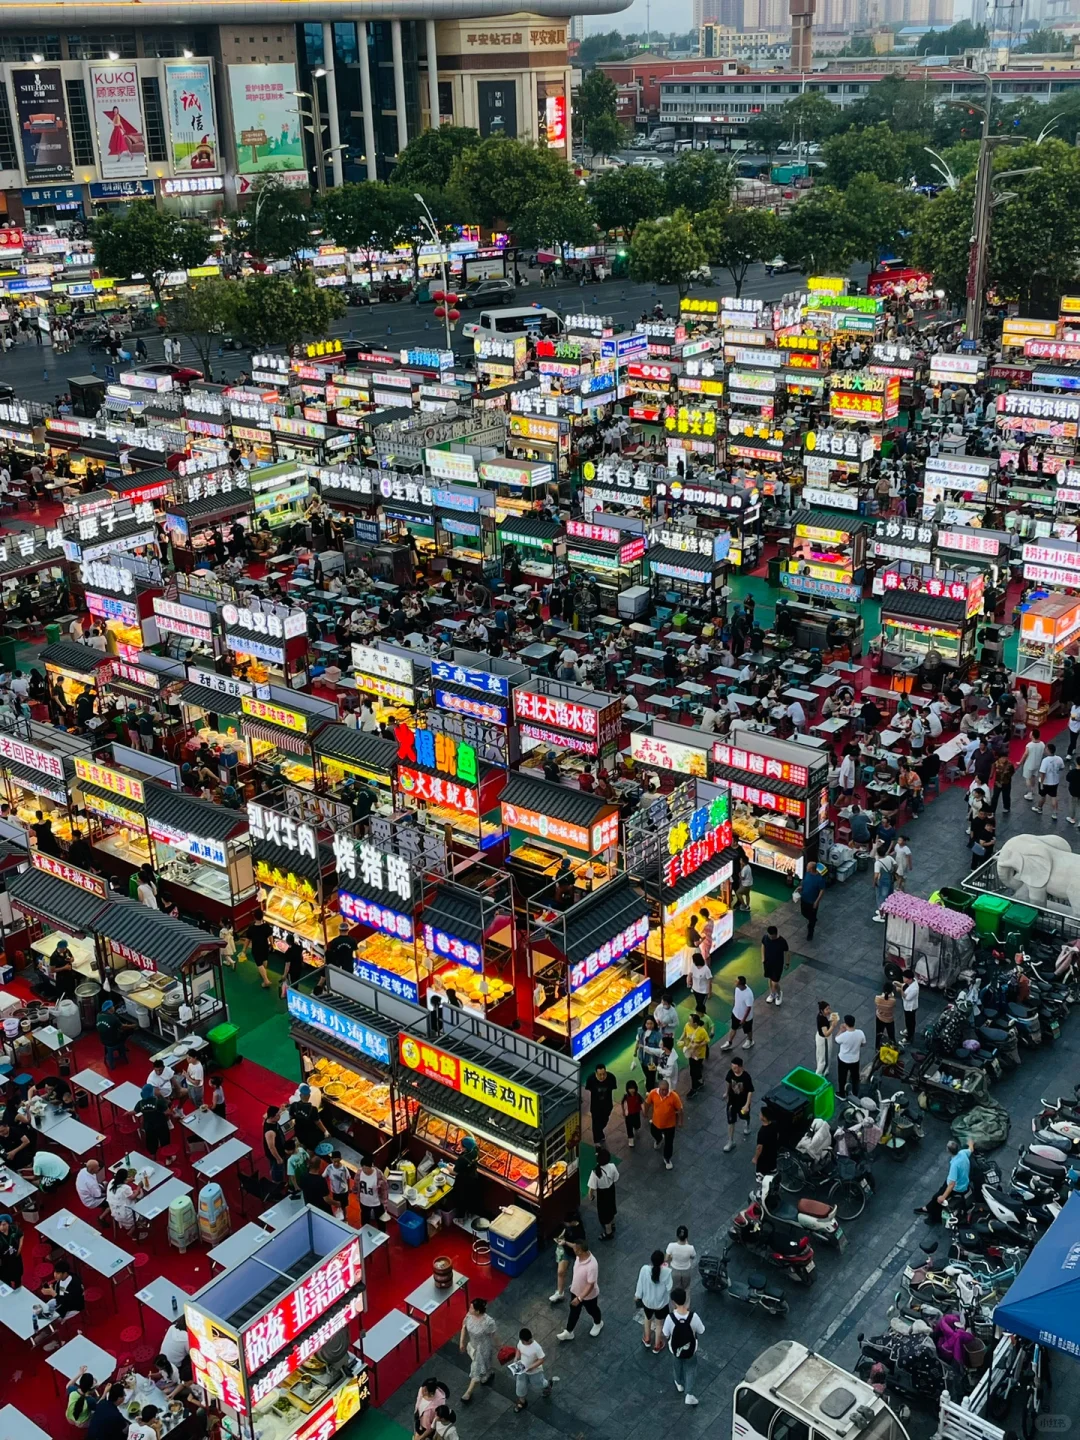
[242,1240,363,1374]
[779,571,861,603]
[570,913,649,993]
[422,923,482,973]
[567,518,620,545]
[0,734,64,780]
[188,666,252,699]
[398,763,479,816]
[727,779,806,818]
[286,988,390,1064]
[1022,542,1080,571]
[1024,563,1080,589]
[73,756,145,804]
[712,744,808,788]
[398,1032,540,1126]
[502,800,618,856]
[353,954,420,1004]
[937,529,1001,558]
[829,378,899,424]
[241,695,309,733]
[514,690,597,737]
[430,659,510,700]
[153,596,212,632]
[396,725,478,784]
[186,1308,246,1413]
[351,644,414,686]
[107,659,161,691]
[626,362,673,385]
[999,391,1080,422]
[619,536,646,565]
[629,732,709,777]
[339,888,414,941]
[520,721,598,755]
[652,560,712,584]
[662,794,733,888]
[30,849,108,898]
[434,687,509,727]
[573,977,652,1057]
[246,801,317,860]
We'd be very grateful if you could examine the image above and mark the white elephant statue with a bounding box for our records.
[995,833,1080,910]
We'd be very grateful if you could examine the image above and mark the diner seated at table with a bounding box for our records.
[32,1149,71,1191]
[107,1165,148,1232]
[37,1257,85,1320]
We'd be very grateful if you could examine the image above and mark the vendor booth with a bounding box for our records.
[222,598,310,689]
[879,890,974,992]
[144,784,257,930]
[349,642,419,730]
[79,557,159,661]
[1016,593,1080,714]
[514,679,624,780]
[247,794,338,967]
[314,725,399,816]
[499,517,567,583]
[479,456,558,523]
[713,725,830,881]
[240,687,337,788]
[566,528,646,612]
[248,461,311,538]
[394,718,508,853]
[501,772,619,900]
[40,640,112,726]
[878,579,981,677]
[176,665,252,770]
[419,872,516,1027]
[646,524,728,615]
[783,509,868,604]
[774,598,864,659]
[164,476,253,575]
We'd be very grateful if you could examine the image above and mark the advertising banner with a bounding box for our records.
[164,61,218,174]
[88,66,147,178]
[228,64,303,174]
[13,68,72,181]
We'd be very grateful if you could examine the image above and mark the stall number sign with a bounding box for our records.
[398,1033,540,1127]
[241,696,309,733]
[247,801,317,859]
[0,735,64,780]
[570,913,649,994]
[515,690,597,737]
[568,518,620,545]
[286,989,390,1065]
[187,667,252,700]
[398,763,479,817]
[630,732,708,778]
[430,659,511,700]
[149,819,227,868]
[222,602,307,641]
[242,1240,362,1374]
[503,801,618,856]
[340,888,414,941]
[999,392,1080,422]
[82,559,134,595]
[396,726,478,787]
[728,779,806,819]
[422,923,482,972]
[573,977,652,1057]
[665,407,718,437]
[74,757,145,805]
[30,849,108,899]
[663,796,733,888]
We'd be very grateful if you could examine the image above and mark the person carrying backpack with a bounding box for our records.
[662,1287,704,1406]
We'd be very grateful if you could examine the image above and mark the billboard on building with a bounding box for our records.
[88,66,147,179]
[228,64,304,174]
[477,80,518,138]
[12,68,72,181]
[164,61,218,174]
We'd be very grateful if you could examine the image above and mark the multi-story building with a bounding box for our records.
[0,0,626,222]
[701,24,791,57]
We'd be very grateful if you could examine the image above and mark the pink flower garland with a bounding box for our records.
[880,890,975,938]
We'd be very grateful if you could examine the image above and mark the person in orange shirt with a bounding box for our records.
[644,1078,684,1171]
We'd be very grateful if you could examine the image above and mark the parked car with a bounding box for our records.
[138,362,205,385]
[654,140,675,153]
[461,277,516,308]
[764,256,796,275]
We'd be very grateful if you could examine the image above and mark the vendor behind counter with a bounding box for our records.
[773,598,863,658]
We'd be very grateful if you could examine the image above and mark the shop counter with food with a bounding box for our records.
[713,727,830,881]
[418,875,516,1026]
[144,784,256,930]
[253,836,337,967]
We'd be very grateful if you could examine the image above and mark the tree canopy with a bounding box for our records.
[588,166,667,234]
[392,125,481,190]
[710,207,783,295]
[664,150,734,214]
[92,202,210,305]
[449,137,579,231]
[235,271,345,353]
[630,208,713,295]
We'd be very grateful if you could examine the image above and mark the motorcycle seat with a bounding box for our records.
[748,1271,768,1289]
[1022,1153,1065,1178]
[764,1280,785,1301]
[797,1197,834,1218]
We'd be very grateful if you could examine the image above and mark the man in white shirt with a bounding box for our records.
[146,1060,175,1103]
[183,1056,205,1110]
[8,671,28,700]
[75,1158,107,1219]
[786,699,806,733]
[698,705,719,733]
[927,707,943,739]
[719,976,754,1052]
[1036,743,1066,820]
[838,752,856,796]
[835,1016,866,1097]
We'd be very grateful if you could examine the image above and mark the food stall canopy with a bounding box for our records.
[178,682,246,716]
[7,864,110,937]
[503,517,566,545]
[421,883,489,948]
[501,772,619,853]
[254,837,334,887]
[314,725,400,777]
[994,1192,1080,1351]
[95,896,224,975]
[790,507,869,536]
[0,542,66,581]
[40,641,112,678]
[144,784,249,846]
[5,757,71,804]
[881,590,967,628]
[648,545,721,582]
[168,492,253,526]
[556,875,651,965]
[107,467,174,497]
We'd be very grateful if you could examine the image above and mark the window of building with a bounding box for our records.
[788,83,798,91]
[303,23,324,66]
[65,31,137,58]
[141,29,207,57]
[828,84,838,92]
[140,76,169,163]
[752,84,761,92]
[0,35,62,61]
[0,84,18,169]
[732,83,744,91]
[334,23,358,64]
[64,78,96,166]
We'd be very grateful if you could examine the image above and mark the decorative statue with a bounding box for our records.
[996,834,1080,911]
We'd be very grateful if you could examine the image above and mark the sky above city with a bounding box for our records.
[584,0,694,37]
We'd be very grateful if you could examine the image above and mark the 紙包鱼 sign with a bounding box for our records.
[398,1032,540,1126]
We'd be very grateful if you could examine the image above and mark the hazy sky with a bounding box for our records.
[583,0,694,37]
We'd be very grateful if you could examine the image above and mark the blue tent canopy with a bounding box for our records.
[995,1192,1080,1355]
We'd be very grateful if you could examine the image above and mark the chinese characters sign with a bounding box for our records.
[712,744,809,788]
[398,1032,540,1127]
[629,732,708,777]
[30,849,108,899]
[502,800,618,856]
[663,795,733,888]
[242,1239,363,1374]
[514,690,596,737]
[573,978,651,1057]
[0,735,64,780]
[241,695,309,733]
[247,801,317,859]
[398,763,479,817]
[570,913,649,992]
[422,923,482,972]
[727,779,806,818]
[73,756,145,805]
[286,989,390,1065]
[431,659,511,700]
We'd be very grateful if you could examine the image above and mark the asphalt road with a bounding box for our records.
[10,263,871,405]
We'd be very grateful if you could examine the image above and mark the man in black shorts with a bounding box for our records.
[723,1057,754,1154]
[761,926,790,1007]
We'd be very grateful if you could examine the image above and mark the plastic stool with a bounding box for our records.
[120,1325,142,1346]
[83,1289,103,1307]
[12,1073,32,1098]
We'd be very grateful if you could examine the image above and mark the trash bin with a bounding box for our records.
[937,887,972,914]
[1003,902,1038,938]
[782,1066,835,1121]
[971,893,1011,937]
[398,1209,427,1248]
[767,555,782,588]
[207,1022,240,1068]
[44,624,61,647]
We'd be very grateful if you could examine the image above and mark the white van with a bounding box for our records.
[461,306,563,342]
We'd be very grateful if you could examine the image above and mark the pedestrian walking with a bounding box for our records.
[644,1077,684,1170]
[815,1001,839,1075]
[835,1015,866,1098]
[653,991,679,1040]
[634,1251,673,1353]
[874,986,896,1048]
[761,925,789,1005]
[663,1289,704,1406]
[656,1034,679,1087]
[734,856,753,911]
[548,1211,585,1303]
[1035,743,1066,820]
[458,1298,497,1401]
[584,1062,617,1144]
[798,862,827,940]
[719,976,754,1051]
[665,1225,697,1294]
[1067,700,1080,756]
[1021,728,1046,801]
[688,950,712,1011]
[991,753,1014,815]
[621,1079,643,1147]
[893,835,912,892]
[899,971,920,1045]
[556,1240,603,1340]
[872,840,896,921]
[512,1328,552,1410]
[586,1147,619,1240]
[969,801,996,860]
[1067,756,1080,825]
[723,1055,754,1153]
[635,1017,663,1093]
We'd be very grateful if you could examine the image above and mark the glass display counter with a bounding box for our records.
[412,1109,572,1200]
[533,956,648,1056]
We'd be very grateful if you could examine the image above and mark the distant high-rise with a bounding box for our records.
[570,14,586,39]
[791,0,815,66]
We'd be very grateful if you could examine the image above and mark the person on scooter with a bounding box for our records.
[916,1138,974,1224]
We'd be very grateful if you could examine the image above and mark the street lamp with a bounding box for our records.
[413,192,456,353]
[293,76,333,194]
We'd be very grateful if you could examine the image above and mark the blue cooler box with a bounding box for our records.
[488,1204,537,1261]
[398,1208,428,1248]
[492,1238,538,1277]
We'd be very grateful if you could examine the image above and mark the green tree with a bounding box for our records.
[449,137,578,231]
[916,20,986,52]
[91,201,210,309]
[664,150,734,214]
[836,35,874,56]
[909,178,972,301]
[577,68,618,126]
[846,76,935,134]
[236,271,345,354]
[779,187,853,274]
[237,180,312,267]
[1017,26,1068,52]
[586,112,626,158]
[780,92,842,145]
[840,172,923,264]
[629,207,708,296]
[578,31,626,65]
[392,125,481,190]
[709,206,782,294]
[515,188,596,262]
[320,181,412,284]
[167,277,241,378]
[937,139,981,181]
[823,122,930,188]
[746,110,788,161]
[588,165,667,233]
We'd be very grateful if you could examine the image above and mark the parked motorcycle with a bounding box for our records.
[758,1172,847,1249]
[697,1247,789,1317]
[856,1330,951,1407]
[729,1197,818,1285]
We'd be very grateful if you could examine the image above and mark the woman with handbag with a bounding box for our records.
[459,1297,498,1402]
[587,1147,619,1240]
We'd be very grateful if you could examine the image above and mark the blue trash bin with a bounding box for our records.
[398,1209,427,1248]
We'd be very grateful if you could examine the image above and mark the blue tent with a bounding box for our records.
[994,1192,1080,1353]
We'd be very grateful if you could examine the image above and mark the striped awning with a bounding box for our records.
[242,717,312,757]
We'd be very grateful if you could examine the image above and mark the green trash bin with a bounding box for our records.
[937,887,972,914]
[1003,902,1038,937]
[971,893,1011,937]
[44,624,61,647]
[207,1022,240,1068]
[782,1066,835,1121]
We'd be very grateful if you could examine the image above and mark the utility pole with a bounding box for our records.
[964,73,994,343]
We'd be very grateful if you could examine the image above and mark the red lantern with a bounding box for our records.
[448,308,461,322]
[431,289,445,302]
[433,305,446,318]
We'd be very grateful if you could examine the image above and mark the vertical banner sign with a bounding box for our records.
[228,64,303,174]
[89,66,147,178]
[164,61,218,174]
[13,69,73,181]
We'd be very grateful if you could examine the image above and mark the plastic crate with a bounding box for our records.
[782,1066,835,1121]
[491,1238,537,1277]
[971,893,1011,937]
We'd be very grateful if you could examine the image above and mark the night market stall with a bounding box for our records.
[313,725,399,817]
[40,640,112,727]
[247,795,338,968]
[0,727,87,848]
[878,583,982,677]
[513,679,624,779]
[418,872,516,1026]
[715,726,830,882]
[239,687,337,788]
[783,509,869,605]
[501,772,620,899]
[144,783,256,930]
[498,517,567,584]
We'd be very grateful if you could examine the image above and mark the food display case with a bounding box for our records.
[566,531,646,611]
[879,585,980,674]
[314,725,399,815]
[145,784,258,931]
[71,749,155,880]
[713,726,830,882]
[784,508,868,603]
[418,872,516,1027]
[1016,593,1080,713]
[501,772,620,902]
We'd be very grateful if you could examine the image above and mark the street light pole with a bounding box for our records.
[964,75,994,342]
[293,74,330,195]
[414,192,453,354]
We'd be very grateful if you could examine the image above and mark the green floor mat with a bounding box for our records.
[222,957,305,1080]
[342,1404,412,1440]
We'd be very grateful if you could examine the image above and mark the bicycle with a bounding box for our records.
[988,1335,1031,1421]
[1022,1340,1051,1440]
